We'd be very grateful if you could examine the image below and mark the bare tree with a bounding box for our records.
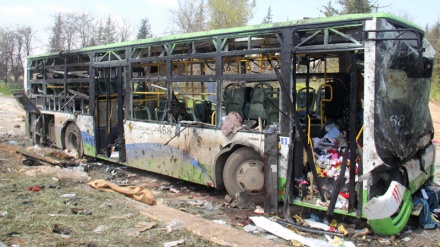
[0,25,34,83]
[75,11,96,48]
[118,18,133,42]
[63,12,79,50]
[0,28,14,83]
[171,0,207,33]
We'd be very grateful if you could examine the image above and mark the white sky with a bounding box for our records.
[0,0,439,54]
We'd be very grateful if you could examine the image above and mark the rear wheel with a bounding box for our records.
[223,147,265,199]
[64,123,83,157]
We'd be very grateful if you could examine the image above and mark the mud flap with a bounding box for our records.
[364,181,413,235]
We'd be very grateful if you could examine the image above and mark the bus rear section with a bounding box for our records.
[281,16,436,236]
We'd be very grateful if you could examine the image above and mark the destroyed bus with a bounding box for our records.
[15,13,436,235]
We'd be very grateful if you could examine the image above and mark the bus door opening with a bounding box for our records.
[95,67,125,161]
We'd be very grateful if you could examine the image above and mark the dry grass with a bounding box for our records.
[0,149,219,247]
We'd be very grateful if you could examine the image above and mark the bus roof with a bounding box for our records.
[29,13,422,58]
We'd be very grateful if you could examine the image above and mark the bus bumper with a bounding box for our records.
[363,181,412,235]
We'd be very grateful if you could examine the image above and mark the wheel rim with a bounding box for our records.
[235,159,264,194]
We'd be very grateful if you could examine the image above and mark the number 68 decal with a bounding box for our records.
[390,115,405,127]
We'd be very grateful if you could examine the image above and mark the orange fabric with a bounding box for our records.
[88,179,156,205]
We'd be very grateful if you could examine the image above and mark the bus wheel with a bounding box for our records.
[64,123,83,157]
[223,147,264,199]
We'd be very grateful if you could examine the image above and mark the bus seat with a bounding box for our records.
[186,107,198,121]
[134,107,151,120]
[155,99,167,121]
[297,87,316,112]
[223,83,246,117]
[194,100,212,123]
[315,86,325,116]
[248,85,268,121]
[155,107,165,121]
[323,73,349,120]
[265,91,280,125]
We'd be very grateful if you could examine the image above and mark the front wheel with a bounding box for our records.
[223,147,265,199]
[64,123,83,157]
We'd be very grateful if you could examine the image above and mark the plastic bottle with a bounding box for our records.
[204,201,213,211]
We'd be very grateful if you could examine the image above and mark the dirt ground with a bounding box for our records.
[1,94,440,246]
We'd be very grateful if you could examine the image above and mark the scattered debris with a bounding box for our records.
[52,224,72,235]
[203,201,213,211]
[25,186,41,192]
[110,213,135,219]
[250,216,333,246]
[71,208,92,215]
[0,211,8,217]
[88,179,156,205]
[236,191,255,209]
[186,200,204,206]
[93,225,106,234]
[170,187,180,193]
[48,214,69,217]
[163,239,185,247]
[212,219,226,225]
[166,219,186,233]
[254,205,264,215]
[60,193,76,198]
[119,228,141,237]
[352,228,371,238]
[243,224,265,233]
[252,216,357,246]
[135,221,156,232]
[304,219,331,231]
[378,238,392,245]
[338,225,349,236]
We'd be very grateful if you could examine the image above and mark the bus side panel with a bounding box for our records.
[124,121,216,186]
[123,120,265,187]
[52,112,95,156]
[52,112,75,149]
[76,115,96,157]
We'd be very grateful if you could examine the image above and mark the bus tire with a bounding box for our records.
[64,123,83,157]
[223,147,264,200]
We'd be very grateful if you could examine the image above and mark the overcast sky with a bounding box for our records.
[1,0,439,54]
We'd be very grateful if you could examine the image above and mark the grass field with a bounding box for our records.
[0,81,23,95]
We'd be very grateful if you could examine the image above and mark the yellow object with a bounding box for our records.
[293,214,304,224]
[330,219,338,227]
[338,225,349,236]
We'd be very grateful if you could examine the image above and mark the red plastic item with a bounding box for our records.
[338,192,349,199]
[26,186,41,192]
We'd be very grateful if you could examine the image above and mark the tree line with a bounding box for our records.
[0,0,439,93]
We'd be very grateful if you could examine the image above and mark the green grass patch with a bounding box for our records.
[0,81,23,95]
